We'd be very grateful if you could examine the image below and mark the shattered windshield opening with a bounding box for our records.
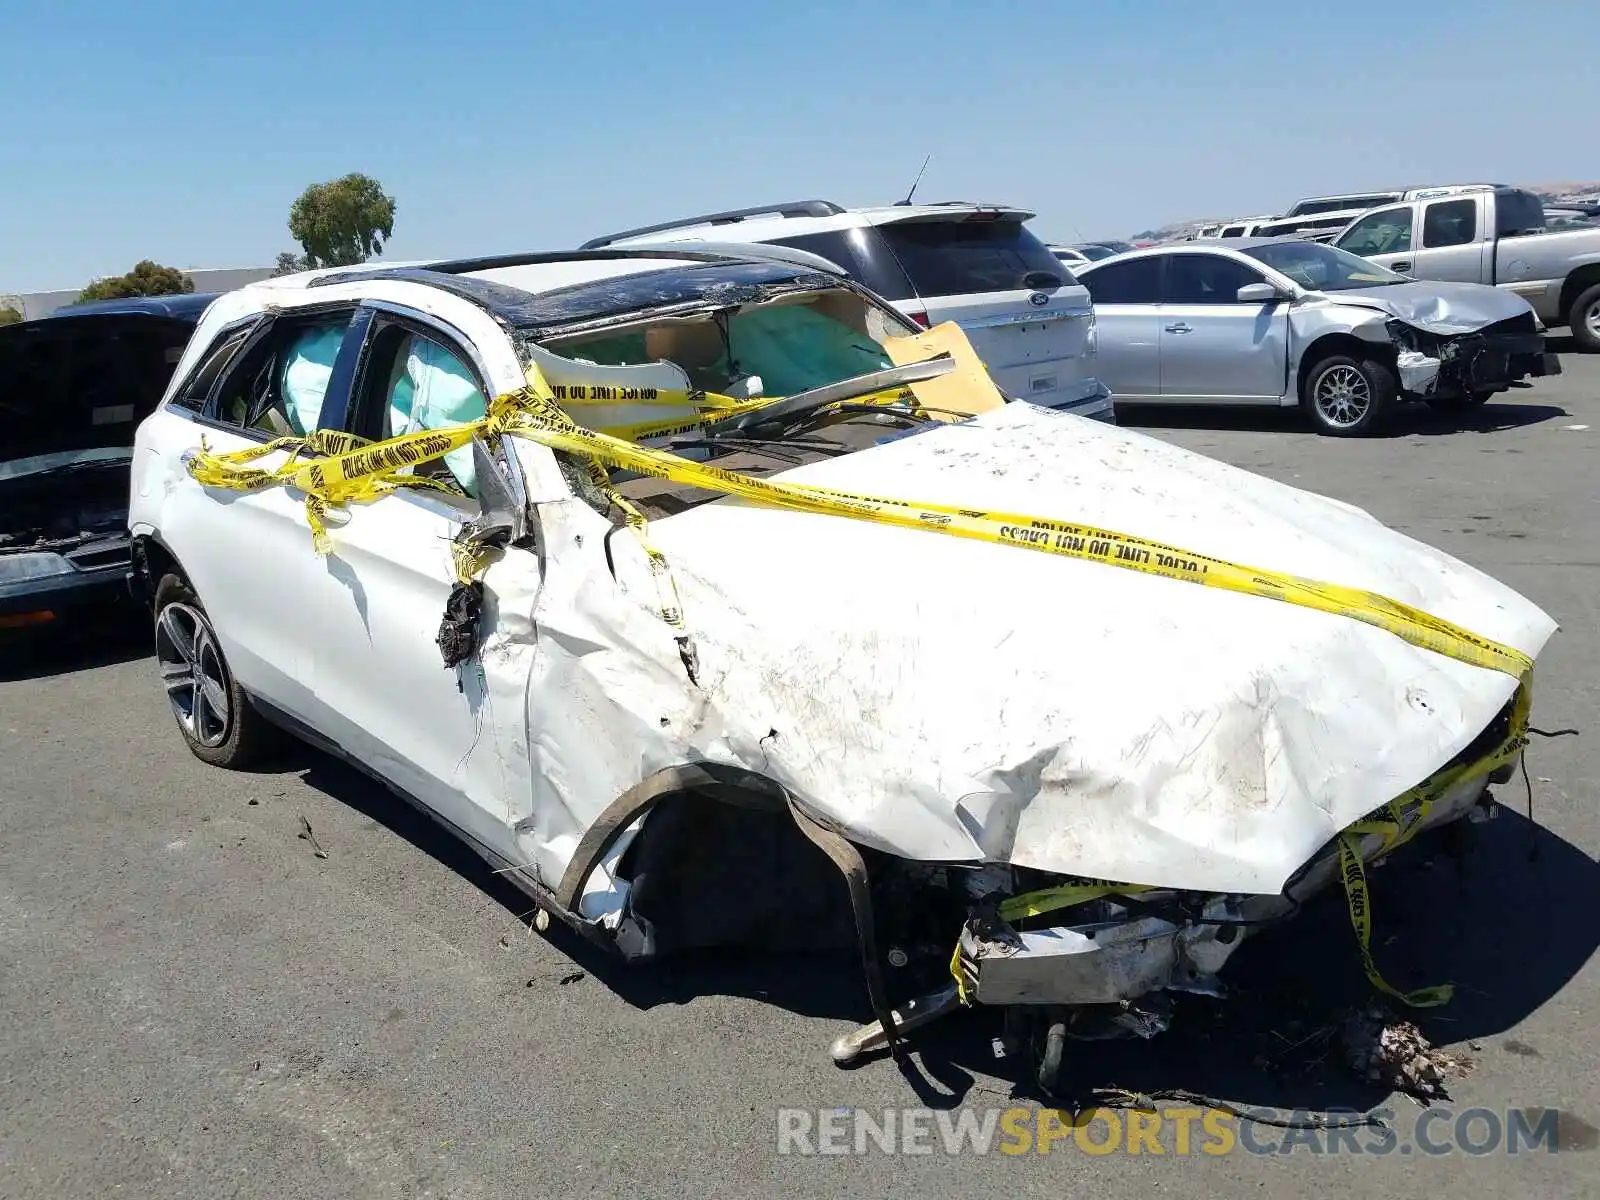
[538,287,933,446]
[1242,242,1407,291]
[546,288,905,398]
[530,288,948,519]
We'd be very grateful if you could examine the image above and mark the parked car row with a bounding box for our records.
[1181,184,1599,349]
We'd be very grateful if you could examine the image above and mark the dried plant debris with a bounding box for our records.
[296,815,329,859]
[1342,1004,1473,1100]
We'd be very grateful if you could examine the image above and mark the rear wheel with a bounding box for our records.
[1568,282,1600,352]
[153,574,275,768]
[1301,355,1396,436]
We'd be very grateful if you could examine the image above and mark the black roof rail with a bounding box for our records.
[580,201,846,249]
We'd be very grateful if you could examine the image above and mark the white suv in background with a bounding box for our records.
[583,200,1111,421]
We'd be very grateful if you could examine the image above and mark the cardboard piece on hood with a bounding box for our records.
[883,322,1007,419]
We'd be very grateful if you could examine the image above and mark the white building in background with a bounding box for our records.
[2,266,275,320]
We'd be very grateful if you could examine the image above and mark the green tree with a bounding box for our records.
[0,304,22,326]
[272,251,310,277]
[78,260,194,302]
[288,173,396,268]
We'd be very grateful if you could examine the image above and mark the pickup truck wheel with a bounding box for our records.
[1569,282,1600,352]
[1301,355,1396,436]
[153,573,276,768]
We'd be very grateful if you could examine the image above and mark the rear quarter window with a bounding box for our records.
[1494,191,1547,238]
[872,219,1065,297]
[768,229,918,302]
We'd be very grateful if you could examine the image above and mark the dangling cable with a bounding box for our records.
[1520,726,1577,861]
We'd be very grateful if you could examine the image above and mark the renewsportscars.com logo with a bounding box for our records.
[776,1105,1581,1157]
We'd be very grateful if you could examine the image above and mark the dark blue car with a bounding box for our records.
[1,293,214,632]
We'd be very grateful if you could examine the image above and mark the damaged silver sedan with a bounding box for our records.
[1079,239,1561,435]
[127,247,1555,1089]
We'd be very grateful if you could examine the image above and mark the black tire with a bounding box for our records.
[153,573,275,768]
[1568,282,1600,353]
[1300,355,1396,436]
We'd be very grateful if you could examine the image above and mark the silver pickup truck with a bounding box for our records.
[1333,187,1600,350]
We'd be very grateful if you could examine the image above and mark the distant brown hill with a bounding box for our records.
[1528,180,1600,197]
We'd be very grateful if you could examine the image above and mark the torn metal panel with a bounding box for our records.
[957,768,1494,1009]
[1396,349,1442,394]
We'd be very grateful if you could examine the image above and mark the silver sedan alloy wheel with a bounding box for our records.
[1314,364,1372,429]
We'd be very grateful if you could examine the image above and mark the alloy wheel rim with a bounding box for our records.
[1315,365,1371,428]
[155,602,231,747]
[1585,298,1600,338]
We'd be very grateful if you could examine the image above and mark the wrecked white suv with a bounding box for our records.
[130,247,1555,1086]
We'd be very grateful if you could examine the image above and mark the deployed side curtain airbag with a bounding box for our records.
[387,334,489,495]
[279,325,345,435]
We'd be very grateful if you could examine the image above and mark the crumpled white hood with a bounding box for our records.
[647,402,1556,895]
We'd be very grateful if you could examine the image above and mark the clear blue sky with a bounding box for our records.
[2,0,1593,291]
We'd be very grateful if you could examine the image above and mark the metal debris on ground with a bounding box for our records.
[1341,1004,1473,1100]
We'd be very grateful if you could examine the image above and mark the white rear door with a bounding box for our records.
[866,213,1101,412]
[142,307,365,727]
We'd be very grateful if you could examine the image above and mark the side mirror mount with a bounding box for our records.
[1236,282,1281,303]
[468,435,529,546]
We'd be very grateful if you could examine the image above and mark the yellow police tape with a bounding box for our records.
[185,357,1537,1011]
[184,378,921,555]
[556,382,802,444]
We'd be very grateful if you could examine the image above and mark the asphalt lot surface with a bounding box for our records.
[3,344,1597,1199]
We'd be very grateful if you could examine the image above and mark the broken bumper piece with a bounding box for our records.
[957,899,1255,1007]
[1397,349,1442,394]
[953,764,1497,1011]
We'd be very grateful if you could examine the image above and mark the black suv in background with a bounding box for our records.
[0,293,212,633]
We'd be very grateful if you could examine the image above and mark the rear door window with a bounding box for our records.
[872,219,1065,297]
[1422,199,1479,248]
[1081,257,1163,304]
[169,323,254,413]
[211,312,356,438]
[1494,191,1546,238]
